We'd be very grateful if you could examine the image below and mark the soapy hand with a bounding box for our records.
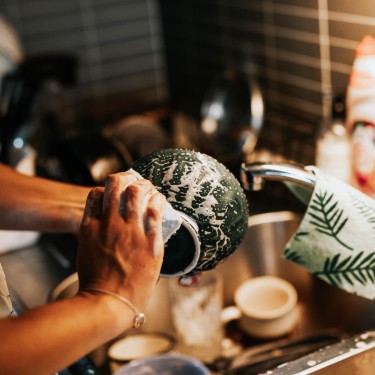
[76,171,166,312]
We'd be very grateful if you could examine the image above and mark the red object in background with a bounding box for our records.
[346,35,375,198]
[351,121,375,197]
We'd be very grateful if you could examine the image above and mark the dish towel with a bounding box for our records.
[127,169,182,243]
[284,168,375,300]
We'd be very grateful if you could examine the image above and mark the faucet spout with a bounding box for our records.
[240,162,316,191]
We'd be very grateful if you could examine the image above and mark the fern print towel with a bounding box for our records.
[284,169,375,299]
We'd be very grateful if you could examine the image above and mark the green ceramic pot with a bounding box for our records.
[131,148,249,277]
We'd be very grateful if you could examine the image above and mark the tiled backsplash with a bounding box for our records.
[2,1,375,163]
[160,0,375,164]
[1,0,168,119]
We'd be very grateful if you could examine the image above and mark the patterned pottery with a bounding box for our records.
[131,148,249,277]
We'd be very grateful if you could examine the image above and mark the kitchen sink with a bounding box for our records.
[145,210,375,335]
[143,210,375,373]
[266,330,375,375]
[2,210,375,374]
[216,210,375,336]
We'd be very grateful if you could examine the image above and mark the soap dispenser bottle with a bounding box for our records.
[315,93,352,183]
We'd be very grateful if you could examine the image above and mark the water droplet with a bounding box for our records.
[355,341,367,348]
[277,362,288,368]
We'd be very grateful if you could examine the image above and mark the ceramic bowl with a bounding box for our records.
[108,332,175,373]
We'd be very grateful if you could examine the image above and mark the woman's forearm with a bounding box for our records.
[0,164,90,233]
[0,293,133,375]
[0,169,166,375]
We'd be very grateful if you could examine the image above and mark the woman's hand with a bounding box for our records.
[0,170,167,375]
[76,171,166,313]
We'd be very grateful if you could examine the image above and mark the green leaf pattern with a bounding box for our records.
[315,252,375,289]
[350,193,375,231]
[284,247,305,265]
[308,190,353,250]
[283,171,375,299]
[294,231,309,242]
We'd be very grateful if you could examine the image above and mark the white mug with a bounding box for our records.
[232,276,299,339]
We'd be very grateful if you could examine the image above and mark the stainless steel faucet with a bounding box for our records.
[240,162,316,191]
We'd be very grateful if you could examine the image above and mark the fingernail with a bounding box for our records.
[85,187,103,220]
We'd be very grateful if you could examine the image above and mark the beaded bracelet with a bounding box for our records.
[82,288,146,328]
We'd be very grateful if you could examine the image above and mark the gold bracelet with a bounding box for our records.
[82,288,146,328]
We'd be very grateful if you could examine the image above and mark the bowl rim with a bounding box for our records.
[234,275,298,319]
[108,332,176,362]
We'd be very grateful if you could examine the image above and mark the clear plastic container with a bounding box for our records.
[316,94,352,183]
